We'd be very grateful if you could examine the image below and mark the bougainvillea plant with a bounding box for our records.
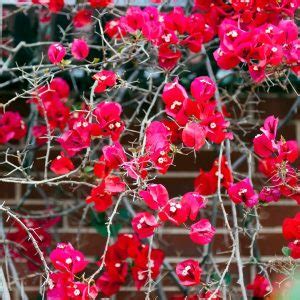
[0,0,299,299]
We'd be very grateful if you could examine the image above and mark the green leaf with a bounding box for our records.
[282,246,291,257]
[224,272,231,285]
[92,58,100,64]
[84,166,94,174]
[90,211,122,237]
[210,272,231,286]
[119,208,130,220]
[61,59,71,66]
[210,272,220,283]
[94,223,121,237]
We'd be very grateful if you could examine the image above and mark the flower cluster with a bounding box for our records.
[47,243,98,299]
[214,19,300,82]
[254,116,299,204]
[95,233,164,295]
[161,77,232,151]
[29,77,70,146]
[136,183,214,245]
[47,236,165,298]
[48,39,90,64]
[38,1,299,81]
[201,0,300,82]
[105,7,216,70]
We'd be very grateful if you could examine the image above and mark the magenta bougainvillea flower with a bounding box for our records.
[175,259,201,286]
[158,199,189,226]
[57,122,91,156]
[71,39,90,61]
[50,243,89,274]
[254,115,299,205]
[73,9,92,28]
[214,18,300,82]
[190,76,216,102]
[48,43,66,64]
[228,178,258,207]
[92,70,117,93]
[89,0,112,8]
[85,176,125,212]
[288,240,300,259]
[282,213,300,241]
[182,122,207,151]
[162,78,187,120]
[102,142,127,169]
[139,184,169,210]
[93,102,124,141]
[259,186,281,203]
[194,155,233,195]
[190,219,216,245]
[50,153,75,175]
[47,244,98,299]
[145,121,173,174]
[48,0,64,13]
[49,77,70,99]
[247,275,271,298]
[132,212,159,239]
[0,111,26,144]
[161,76,232,151]
[182,192,207,221]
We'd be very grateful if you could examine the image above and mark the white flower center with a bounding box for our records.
[66,258,72,264]
[238,188,248,196]
[182,265,191,276]
[226,30,238,38]
[265,26,273,34]
[110,21,118,27]
[170,100,182,110]
[170,206,177,213]
[158,157,165,164]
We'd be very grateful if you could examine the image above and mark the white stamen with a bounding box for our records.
[238,188,248,196]
[66,258,72,264]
